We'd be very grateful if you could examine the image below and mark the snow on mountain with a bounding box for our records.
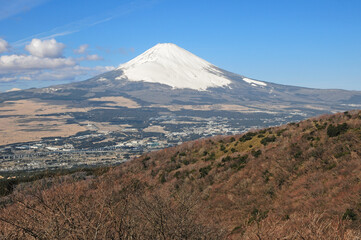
[242,77,267,87]
[116,43,232,90]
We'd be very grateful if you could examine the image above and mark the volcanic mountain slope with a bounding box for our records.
[1,43,361,147]
[117,43,232,90]
[2,43,361,111]
[1,110,361,239]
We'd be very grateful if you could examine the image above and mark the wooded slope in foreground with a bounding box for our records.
[1,110,361,239]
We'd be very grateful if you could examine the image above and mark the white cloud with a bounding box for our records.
[74,44,89,54]
[0,54,75,72]
[0,37,112,85]
[0,38,9,53]
[83,54,103,61]
[85,54,103,61]
[25,38,65,58]
[0,76,17,82]
[93,66,115,72]
[0,64,115,83]
[32,65,115,81]
[0,0,49,21]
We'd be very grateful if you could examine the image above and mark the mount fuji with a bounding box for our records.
[1,43,361,147]
[2,42,361,113]
[117,43,232,90]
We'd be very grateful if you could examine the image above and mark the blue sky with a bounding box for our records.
[0,0,360,92]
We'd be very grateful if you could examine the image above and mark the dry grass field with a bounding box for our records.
[0,99,92,145]
[0,96,143,145]
[89,96,140,108]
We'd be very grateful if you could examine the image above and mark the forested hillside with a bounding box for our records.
[1,110,361,239]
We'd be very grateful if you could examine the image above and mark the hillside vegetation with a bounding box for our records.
[1,110,361,239]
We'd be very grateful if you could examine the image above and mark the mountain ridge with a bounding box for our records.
[1,110,361,239]
[1,43,360,111]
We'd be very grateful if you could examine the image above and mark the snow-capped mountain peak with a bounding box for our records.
[116,43,232,90]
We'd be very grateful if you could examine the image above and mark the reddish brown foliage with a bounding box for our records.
[1,110,361,239]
